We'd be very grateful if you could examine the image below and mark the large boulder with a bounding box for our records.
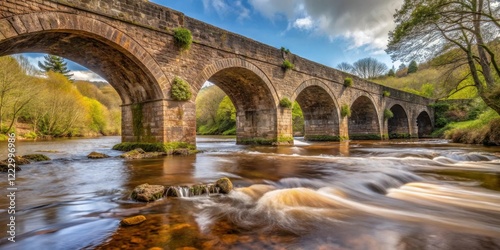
[131,183,165,202]
[215,177,233,194]
[87,152,110,159]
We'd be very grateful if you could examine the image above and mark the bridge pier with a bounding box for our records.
[121,100,196,145]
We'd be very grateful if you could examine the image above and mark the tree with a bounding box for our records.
[388,66,396,77]
[0,56,39,132]
[337,62,354,73]
[338,58,388,79]
[387,0,500,114]
[38,54,73,80]
[408,60,418,74]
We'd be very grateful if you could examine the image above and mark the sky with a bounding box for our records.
[23,0,404,82]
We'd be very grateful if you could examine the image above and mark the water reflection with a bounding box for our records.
[0,136,499,249]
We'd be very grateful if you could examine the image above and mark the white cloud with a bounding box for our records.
[71,71,107,82]
[248,0,403,51]
[293,16,314,30]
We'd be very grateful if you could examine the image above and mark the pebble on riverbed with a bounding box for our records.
[120,215,146,226]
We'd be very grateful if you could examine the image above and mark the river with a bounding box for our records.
[0,136,499,249]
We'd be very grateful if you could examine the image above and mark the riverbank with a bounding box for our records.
[434,109,500,145]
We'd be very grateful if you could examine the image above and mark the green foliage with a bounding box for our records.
[277,135,294,143]
[38,54,73,80]
[173,27,193,50]
[387,68,395,77]
[196,90,236,136]
[438,109,500,144]
[384,109,394,120]
[0,56,121,138]
[341,104,351,118]
[279,97,293,108]
[84,97,107,133]
[292,101,304,135]
[171,77,192,101]
[282,59,294,70]
[407,60,418,74]
[280,47,290,54]
[343,77,353,87]
[382,91,391,97]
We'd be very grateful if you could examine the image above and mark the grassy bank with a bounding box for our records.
[433,109,500,145]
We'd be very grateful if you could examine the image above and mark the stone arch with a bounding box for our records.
[194,58,279,144]
[0,12,168,104]
[349,95,381,140]
[416,111,433,138]
[292,78,340,140]
[387,104,410,138]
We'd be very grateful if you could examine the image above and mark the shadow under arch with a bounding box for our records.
[388,104,410,139]
[349,95,381,140]
[0,12,168,104]
[291,78,340,141]
[416,111,433,138]
[194,58,279,144]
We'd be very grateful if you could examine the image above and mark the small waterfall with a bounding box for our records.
[166,184,221,198]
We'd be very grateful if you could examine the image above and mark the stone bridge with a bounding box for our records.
[0,0,434,145]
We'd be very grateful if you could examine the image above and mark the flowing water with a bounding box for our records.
[0,136,500,249]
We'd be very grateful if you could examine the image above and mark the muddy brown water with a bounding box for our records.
[0,136,500,249]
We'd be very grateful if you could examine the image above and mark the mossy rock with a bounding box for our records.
[215,177,233,194]
[0,161,21,172]
[17,156,30,165]
[131,183,165,202]
[121,215,147,226]
[22,154,51,161]
[120,148,165,159]
[87,152,110,159]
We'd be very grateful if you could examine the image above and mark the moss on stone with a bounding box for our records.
[349,134,382,140]
[22,154,50,161]
[171,76,192,101]
[279,97,293,108]
[305,135,341,141]
[173,27,192,50]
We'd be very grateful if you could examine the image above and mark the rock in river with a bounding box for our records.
[215,177,233,194]
[131,183,165,202]
[22,154,51,161]
[87,152,110,159]
[121,215,146,226]
[120,148,166,159]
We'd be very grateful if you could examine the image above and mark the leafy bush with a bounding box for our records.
[173,27,192,50]
[344,77,353,87]
[382,91,390,97]
[384,109,394,120]
[279,97,293,108]
[341,104,351,118]
[171,77,192,101]
[282,59,294,70]
[280,47,290,54]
